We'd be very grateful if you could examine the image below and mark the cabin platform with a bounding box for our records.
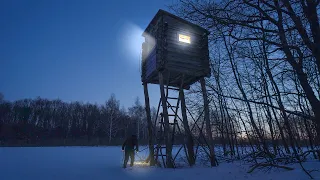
[142,69,208,89]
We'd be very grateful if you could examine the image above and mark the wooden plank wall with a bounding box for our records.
[142,16,162,82]
[163,15,210,77]
[145,47,157,79]
[142,12,210,85]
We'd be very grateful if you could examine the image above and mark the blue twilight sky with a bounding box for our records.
[0,0,175,108]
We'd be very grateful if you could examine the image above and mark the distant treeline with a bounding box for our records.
[0,93,161,146]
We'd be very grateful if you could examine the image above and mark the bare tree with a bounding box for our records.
[170,0,320,141]
[0,93,3,102]
[105,94,121,144]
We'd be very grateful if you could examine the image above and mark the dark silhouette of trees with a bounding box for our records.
[167,0,319,167]
[0,94,153,146]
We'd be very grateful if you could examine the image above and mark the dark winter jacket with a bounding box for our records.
[122,135,139,151]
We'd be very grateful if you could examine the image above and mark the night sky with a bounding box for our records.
[0,0,174,108]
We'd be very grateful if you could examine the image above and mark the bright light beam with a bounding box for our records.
[118,22,145,67]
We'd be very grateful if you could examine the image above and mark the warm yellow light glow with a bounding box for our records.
[179,34,191,44]
[134,161,149,166]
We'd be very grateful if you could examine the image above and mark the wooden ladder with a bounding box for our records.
[154,73,185,168]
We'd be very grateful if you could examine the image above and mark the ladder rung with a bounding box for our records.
[160,114,176,117]
[162,105,178,108]
[156,146,166,149]
[158,122,177,125]
[166,87,179,91]
[167,97,179,100]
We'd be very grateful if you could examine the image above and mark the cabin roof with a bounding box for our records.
[142,9,209,36]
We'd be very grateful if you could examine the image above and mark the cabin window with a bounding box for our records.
[178,34,191,44]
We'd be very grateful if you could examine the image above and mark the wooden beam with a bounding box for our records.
[159,71,174,168]
[180,87,196,166]
[200,77,217,167]
[143,83,155,166]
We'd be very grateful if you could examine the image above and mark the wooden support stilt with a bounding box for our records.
[200,77,217,167]
[180,88,195,166]
[159,71,174,168]
[143,83,155,166]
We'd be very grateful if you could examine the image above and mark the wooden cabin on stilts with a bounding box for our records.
[141,9,217,168]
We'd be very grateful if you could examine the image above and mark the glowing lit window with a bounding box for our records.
[179,34,191,44]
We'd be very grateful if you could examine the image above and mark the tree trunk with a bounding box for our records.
[274,2,320,142]
[109,113,112,144]
[137,116,140,139]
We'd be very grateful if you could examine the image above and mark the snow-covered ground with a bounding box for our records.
[0,146,319,180]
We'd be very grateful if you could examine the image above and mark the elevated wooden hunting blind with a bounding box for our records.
[141,9,211,88]
[141,9,216,169]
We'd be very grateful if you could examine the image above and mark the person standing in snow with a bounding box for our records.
[122,135,139,168]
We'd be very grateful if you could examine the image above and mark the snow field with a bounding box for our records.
[0,146,319,180]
